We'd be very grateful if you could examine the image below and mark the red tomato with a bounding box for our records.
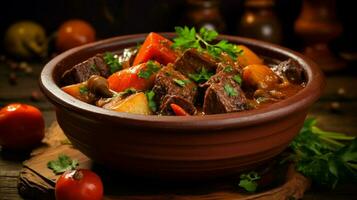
[56,169,103,200]
[0,103,44,150]
[56,19,96,52]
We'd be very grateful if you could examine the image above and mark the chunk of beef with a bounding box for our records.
[174,49,218,77]
[203,71,247,114]
[153,65,197,105]
[61,54,110,86]
[271,59,306,84]
[203,63,242,88]
[159,95,197,115]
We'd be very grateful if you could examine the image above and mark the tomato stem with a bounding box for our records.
[73,170,84,180]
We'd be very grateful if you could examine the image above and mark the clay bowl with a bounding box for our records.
[40,33,324,180]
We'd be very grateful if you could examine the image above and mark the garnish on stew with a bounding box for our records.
[224,84,238,97]
[145,90,157,112]
[138,60,160,79]
[172,26,242,60]
[104,52,122,73]
[188,67,214,83]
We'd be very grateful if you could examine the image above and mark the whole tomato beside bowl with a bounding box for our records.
[55,19,96,52]
[55,169,103,200]
[0,103,44,150]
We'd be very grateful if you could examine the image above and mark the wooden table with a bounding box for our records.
[0,60,356,200]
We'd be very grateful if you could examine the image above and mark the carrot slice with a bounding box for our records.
[133,32,178,66]
[107,61,161,92]
[170,103,189,116]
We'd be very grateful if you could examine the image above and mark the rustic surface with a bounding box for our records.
[0,61,357,199]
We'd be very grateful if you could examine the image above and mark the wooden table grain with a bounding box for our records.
[0,61,356,200]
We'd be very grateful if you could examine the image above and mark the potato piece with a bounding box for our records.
[243,64,280,90]
[237,45,263,67]
[111,92,152,115]
[61,82,95,103]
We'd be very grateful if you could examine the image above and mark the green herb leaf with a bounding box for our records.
[118,88,137,97]
[223,65,233,73]
[238,171,261,192]
[224,84,238,97]
[172,26,242,61]
[199,27,218,42]
[188,67,213,83]
[165,72,172,77]
[233,74,242,85]
[173,78,190,87]
[172,26,200,50]
[290,118,357,188]
[138,60,160,79]
[47,154,78,174]
[90,64,98,72]
[104,52,122,74]
[79,86,89,95]
[145,90,157,112]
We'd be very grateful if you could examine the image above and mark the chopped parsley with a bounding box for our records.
[138,60,160,79]
[145,90,157,112]
[118,88,137,97]
[172,26,243,61]
[223,65,233,73]
[104,52,122,74]
[173,78,190,87]
[165,72,172,77]
[47,154,78,174]
[90,64,98,72]
[233,74,242,85]
[238,171,261,192]
[188,67,213,83]
[79,86,89,95]
[224,84,238,97]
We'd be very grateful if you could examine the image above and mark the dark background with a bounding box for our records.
[0,0,356,53]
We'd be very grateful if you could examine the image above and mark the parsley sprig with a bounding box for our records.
[79,86,89,95]
[145,90,157,112]
[233,74,242,85]
[188,67,214,83]
[223,65,233,73]
[138,60,160,79]
[238,171,261,192]
[47,154,79,174]
[172,26,242,61]
[173,78,191,87]
[238,118,357,193]
[290,118,357,188]
[104,52,122,74]
[224,84,238,97]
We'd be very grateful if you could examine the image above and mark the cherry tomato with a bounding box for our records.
[55,169,103,200]
[56,19,96,52]
[0,103,44,150]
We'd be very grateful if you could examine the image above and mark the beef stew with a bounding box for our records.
[60,27,306,116]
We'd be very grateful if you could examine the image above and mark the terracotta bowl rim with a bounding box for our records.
[40,33,325,131]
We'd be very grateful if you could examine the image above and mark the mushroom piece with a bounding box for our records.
[87,75,113,98]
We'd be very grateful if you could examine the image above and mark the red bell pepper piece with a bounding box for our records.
[133,32,178,66]
[170,103,189,116]
[107,61,161,92]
